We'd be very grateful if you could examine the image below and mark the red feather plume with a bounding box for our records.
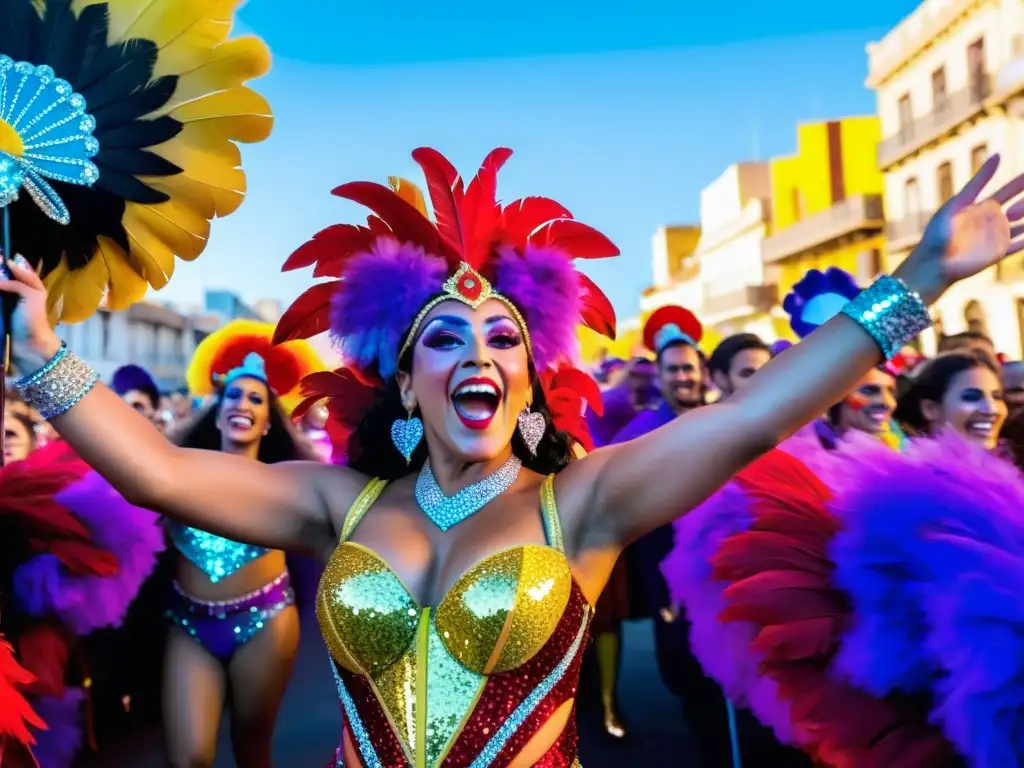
[577,272,617,339]
[529,218,619,259]
[291,368,380,462]
[411,147,465,261]
[0,635,45,753]
[713,449,954,768]
[499,197,573,243]
[331,182,445,255]
[272,281,340,346]
[539,364,601,451]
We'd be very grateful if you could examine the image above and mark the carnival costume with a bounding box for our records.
[660,269,1024,767]
[273,148,617,767]
[0,439,164,767]
[170,319,322,661]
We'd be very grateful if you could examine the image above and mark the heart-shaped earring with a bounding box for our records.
[390,409,423,463]
[517,408,545,456]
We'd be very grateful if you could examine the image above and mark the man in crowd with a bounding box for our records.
[708,333,771,399]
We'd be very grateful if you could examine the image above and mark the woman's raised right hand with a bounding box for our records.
[0,255,62,374]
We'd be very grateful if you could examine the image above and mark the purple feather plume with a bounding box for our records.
[329,238,447,381]
[661,479,805,745]
[829,432,1024,766]
[493,244,582,370]
[329,238,585,380]
[13,471,164,636]
[29,688,86,768]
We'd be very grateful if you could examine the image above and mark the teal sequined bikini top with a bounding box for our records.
[169,522,270,583]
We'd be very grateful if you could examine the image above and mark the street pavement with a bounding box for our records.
[82,605,691,767]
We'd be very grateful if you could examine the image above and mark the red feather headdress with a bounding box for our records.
[274,148,619,383]
[643,305,704,355]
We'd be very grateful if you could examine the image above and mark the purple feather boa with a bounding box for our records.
[29,688,86,768]
[13,471,164,636]
[329,238,583,380]
[831,432,1024,766]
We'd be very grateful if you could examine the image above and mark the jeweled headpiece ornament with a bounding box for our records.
[273,148,620,382]
[643,305,703,355]
[187,320,323,415]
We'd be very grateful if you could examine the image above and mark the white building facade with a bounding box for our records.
[868,0,1024,355]
[642,225,704,316]
[55,303,218,391]
[693,163,778,339]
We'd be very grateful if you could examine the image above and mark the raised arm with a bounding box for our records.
[568,155,1024,547]
[1,259,366,555]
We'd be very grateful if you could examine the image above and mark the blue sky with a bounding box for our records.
[160,1,922,321]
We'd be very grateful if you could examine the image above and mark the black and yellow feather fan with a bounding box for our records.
[0,0,272,323]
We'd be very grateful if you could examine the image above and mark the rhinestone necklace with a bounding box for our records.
[415,454,523,531]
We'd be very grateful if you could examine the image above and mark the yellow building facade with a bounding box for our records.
[763,117,887,340]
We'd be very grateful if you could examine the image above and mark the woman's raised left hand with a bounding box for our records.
[895,153,1024,305]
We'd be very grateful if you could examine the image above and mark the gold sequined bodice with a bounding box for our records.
[316,474,588,767]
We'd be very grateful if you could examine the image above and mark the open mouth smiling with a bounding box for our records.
[451,376,502,430]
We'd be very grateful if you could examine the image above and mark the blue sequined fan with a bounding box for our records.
[782,267,861,338]
[0,55,99,226]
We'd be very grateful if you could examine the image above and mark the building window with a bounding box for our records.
[856,249,882,284]
[971,143,989,175]
[897,94,913,139]
[968,38,988,99]
[931,67,948,113]
[964,299,988,336]
[904,176,920,218]
[937,162,955,205]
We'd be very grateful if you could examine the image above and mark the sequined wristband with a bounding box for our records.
[839,275,932,361]
[13,344,100,420]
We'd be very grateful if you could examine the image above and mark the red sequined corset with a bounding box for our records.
[317,475,591,767]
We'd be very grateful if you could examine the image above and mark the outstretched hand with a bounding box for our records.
[900,154,1024,304]
[0,255,61,372]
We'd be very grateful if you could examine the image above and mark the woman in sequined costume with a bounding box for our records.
[162,321,321,768]
[4,151,1023,768]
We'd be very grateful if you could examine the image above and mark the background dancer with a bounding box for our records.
[163,321,321,768]
[895,351,1006,450]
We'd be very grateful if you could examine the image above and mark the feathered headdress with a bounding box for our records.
[783,267,861,339]
[642,305,703,355]
[186,320,323,414]
[0,0,272,323]
[273,148,619,383]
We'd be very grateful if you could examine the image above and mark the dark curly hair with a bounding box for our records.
[171,385,318,464]
[348,356,575,480]
[894,351,1000,436]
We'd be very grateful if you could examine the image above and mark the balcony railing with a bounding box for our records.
[702,284,778,318]
[762,194,884,264]
[884,210,935,252]
[878,78,991,168]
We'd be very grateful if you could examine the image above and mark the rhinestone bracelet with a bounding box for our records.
[840,274,932,361]
[14,344,99,420]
